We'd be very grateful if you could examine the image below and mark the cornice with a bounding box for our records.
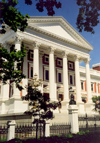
[27,16,93,51]
[27,24,92,51]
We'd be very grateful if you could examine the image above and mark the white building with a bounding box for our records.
[0,16,100,122]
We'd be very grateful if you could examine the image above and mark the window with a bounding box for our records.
[45,56,49,63]
[31,67,33,78]
[29,63,33,79]
[58,73,61,83]
[45,70,49,81]
[57,60,62,66]
[45,56,49,62]
[57,69,63,83]
[68,61,74,71]
[44,66,49,81]
[91,83,94,92]
[69,73,74,85]
[81,81,85,91]
[56,58,62,68]
[30,51,33,59]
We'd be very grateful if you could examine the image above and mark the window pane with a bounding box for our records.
[45,70,49,80]
[91,83,93,91]
[58,73,61,82]
[81,82,83,90]
[70,75,73,84]
[31,67,33,78]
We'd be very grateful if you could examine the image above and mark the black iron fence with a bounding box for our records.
[78,114,100,132]
[50,123,71,136]
[15,122,45,139]
[0,124,7,141]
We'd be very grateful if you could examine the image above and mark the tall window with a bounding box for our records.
[58,73,61,83]
[69,73,74,85]
[31,67,33,78]
[91,83,94,92]
[81,81,84,90]
[70,75,73,84]
[45,70,49,81]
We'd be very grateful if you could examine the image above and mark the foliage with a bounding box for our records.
[92,96,100,111]
[0,0,100,34]
[22,79,60,123]
[2,131,100,143]
[0,43,26,90]
[76,0,100,33]
[0,0,30,33]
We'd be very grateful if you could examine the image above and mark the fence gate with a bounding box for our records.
[78,114,100,132]
[50,123,71,136]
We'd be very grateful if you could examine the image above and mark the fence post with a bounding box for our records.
[45,120,50,137]
[68,105,79,134]
[7,120,16,141]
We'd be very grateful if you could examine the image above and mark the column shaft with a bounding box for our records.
[75,56,81,102]
[63,52,69,101]
[49,48,56,101]
[33,43,40,79]
[85,59,92,102]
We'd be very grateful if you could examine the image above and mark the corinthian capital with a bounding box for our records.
[48,46,56,54]
[15,34,23,44]
[74,55,81,61]
[84,58,91,64]
[33,41,41,49]
[62,51,69,58]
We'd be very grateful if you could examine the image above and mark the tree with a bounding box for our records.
[22,74,60,124]
[0,43,26,90]
[0,0,100,34]
[92,96,100,113]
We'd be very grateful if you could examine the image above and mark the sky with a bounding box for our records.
[17,0,100,69]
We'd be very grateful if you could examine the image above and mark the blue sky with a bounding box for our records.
[17,0,100,68]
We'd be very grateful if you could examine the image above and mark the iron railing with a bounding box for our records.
[78,114,100,132]
[50,123,71,136]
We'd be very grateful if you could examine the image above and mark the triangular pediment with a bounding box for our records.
[29,22,77,43]
[27,16,93,51]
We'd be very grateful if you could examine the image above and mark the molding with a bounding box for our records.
[27,16,93,51]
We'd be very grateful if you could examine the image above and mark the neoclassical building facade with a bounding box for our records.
[0,17,100,120]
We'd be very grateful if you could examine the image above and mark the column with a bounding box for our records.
[49,47,56,101]
[13,35,23,97]
[33,42,40,79]
[85,58,92,103]
[39,51,44,93]
[22,48,28,96]
[75,55,81,102]
[62,51,69,101]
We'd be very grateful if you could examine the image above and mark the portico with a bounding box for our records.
[0,16,95,118]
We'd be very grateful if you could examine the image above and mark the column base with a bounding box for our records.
[60,100,69,113]
[77,101,85,115]
[85,102,95,114]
